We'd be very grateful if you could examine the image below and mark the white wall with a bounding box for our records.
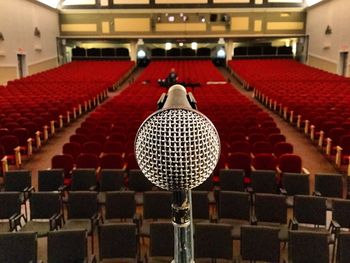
[306,0,350,74]
[0,0,59,83]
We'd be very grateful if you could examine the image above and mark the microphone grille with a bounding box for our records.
[135,108,220,191]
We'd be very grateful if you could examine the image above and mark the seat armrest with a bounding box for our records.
[58,184,68,192]
[280,188,287,195]
[330,220,341,234]
[302,167,310,175]
[91,213,101,226]
[313,191,322,197]
[251,215,258,225]
[288,217,299,230]
[9,213,25,231]
[54,213,64,229]
[90,255,97,263]
[89,185,98,191]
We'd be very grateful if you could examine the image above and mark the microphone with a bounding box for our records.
[134,84,220,191]
[134,84,220,263]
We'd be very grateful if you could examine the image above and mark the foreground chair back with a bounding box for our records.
[288,230,329,263]
[48,229,88,263]
[194,223,232,261]
[0,231,37,262]
[241,225,280,262]
[99,223,138,262]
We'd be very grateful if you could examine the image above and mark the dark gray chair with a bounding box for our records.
[0,192,22,232]
[192,191,211,222]
[314,173,343,210]
[219,169,245,191]
[140,191,172,238]
[4,170,34,220]
[147,222,174,263]
[337,232,350,263]
[241,225,281,262]
[128,169,155,205]
[0,231,37,262]
[63,191,100,253]
[193,175,215,204]
[38,169,66,192]
[99,223,138,262]
[217,191,251,239]
[251,170,278,194]
[98,169,125,204]
[288,230,329,263]
[20,192,62,237]
[292,195,327,231]
[253,193,288,241]
[194,223,233,261]
[281,173,310,207]
[47,229,93,263]
[71,168,98,191]
[105,191,138,226]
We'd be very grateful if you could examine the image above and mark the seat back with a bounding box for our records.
[338,232,350,263]
[219,169,245,191]
[143,191,172,219]
[100,169,124,191]
[4,170,31,191]
[149,222,174,258]
[51,154,74,177]
[128,169,154,192]
[38,169,64,191]
[282,173,310,196]
[252,154,277,171]
[218,191,250,221]
[99,223,137,261]
[315,173,343,198]
[288,230,329,263]
[254,193,287,224]
[294,195,327,226]
[0,232,37,262]
[194,223,232,260]
[332,199,350,229]
[278,154,302,173]
[192,191,210,220]
[241,225,280,262]
[67,191,98,219]
[251,170,278,194]
[0,192,21,220]
[47,229,87,263]
[105,191,136,220]
[71,168,97,191]
[75,153,99,169]
[30,192,61,220]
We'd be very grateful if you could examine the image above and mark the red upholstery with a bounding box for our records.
[62,142,82,161]
[51,154,74,179]
[278,154,302,173]
[274,142,294,158]
[76,153,99,169]
[252,154,277,170]
[100,153,124,169]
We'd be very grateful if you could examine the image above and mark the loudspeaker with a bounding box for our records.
[210,14,218,22]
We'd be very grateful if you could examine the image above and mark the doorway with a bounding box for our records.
[339,51,348,77]
[17,54,27,78]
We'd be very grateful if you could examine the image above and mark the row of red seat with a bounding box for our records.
[228,59,350,174]
[0,60,135,174]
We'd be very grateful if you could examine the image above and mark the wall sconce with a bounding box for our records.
[0,32,4,41]
[34,27,41,38]
[325,25,332,35]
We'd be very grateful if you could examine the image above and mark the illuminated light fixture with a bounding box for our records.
[217,49,226,58]
[179,42,184,47]
[168,16,175,22]
[137,49,146,59]
[137,38,144,45]
[218,38,225,45]
[280,13,291,17]
[182,15,189,22]
[37,0,60,8]
[165,42,172,50]
[191,42,198,50]
[305,0,322,6]
[180,13,184,17]
[200,16,206,23]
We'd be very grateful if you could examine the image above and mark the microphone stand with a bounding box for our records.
[172,190,194,263]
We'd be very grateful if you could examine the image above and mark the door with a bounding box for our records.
[17,54,27,78]
[339,51,348,77]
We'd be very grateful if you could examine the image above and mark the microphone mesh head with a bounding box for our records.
[135,108,220,191]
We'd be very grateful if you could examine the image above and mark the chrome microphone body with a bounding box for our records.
[135,85,221,263]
